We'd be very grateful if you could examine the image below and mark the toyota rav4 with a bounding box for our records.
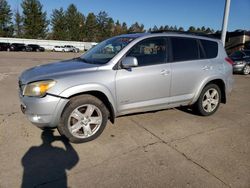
[19,32,233,143]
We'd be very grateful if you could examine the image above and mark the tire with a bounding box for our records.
[242,65,250,75]
[58,95,109,143]
[193,84,221,116]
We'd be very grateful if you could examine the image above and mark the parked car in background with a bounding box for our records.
[0,42,11,51]
[27,44,45,52]
[63,45,80,53]
[230,50,250,75]
[52,46,64,52]
[52,45,80,52]
[10,43,31,52]
[19,32,233,143]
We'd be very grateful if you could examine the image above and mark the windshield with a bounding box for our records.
[80,36,137,64]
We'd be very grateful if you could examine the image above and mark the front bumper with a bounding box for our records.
[19,94,69,128]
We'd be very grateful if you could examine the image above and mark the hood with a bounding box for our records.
[19,58,99,84]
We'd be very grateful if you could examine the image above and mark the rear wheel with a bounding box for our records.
[58,95,109,143]
[194,84,221,116]
[243,65,250,75]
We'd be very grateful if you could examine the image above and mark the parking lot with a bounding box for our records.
[0,52,249,188]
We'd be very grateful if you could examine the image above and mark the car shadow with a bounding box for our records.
[176,106,198,116]
[21,129,79,188]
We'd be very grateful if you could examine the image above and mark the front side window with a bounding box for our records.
[80,36,137,64]
[171,37,199,62]
[127,37,167,66]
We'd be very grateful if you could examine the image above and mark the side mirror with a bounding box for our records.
[122,56,138,69]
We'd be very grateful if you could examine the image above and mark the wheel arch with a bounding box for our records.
[59,84,116,123]
[192,78,226,104]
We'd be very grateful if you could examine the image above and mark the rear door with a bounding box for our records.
[169,37,211,103]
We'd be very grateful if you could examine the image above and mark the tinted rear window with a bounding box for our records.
[171,37,199,61]
[200,40,218,58]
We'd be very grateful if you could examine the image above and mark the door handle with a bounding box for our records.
[160,69,170,75]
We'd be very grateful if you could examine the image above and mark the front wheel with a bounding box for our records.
[58,95,109,143]
[194,84,221,116]
[242,65,250,75]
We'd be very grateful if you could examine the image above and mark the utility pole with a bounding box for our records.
[221,0,231,47]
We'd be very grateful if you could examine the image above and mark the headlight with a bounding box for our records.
[23,80,56,97]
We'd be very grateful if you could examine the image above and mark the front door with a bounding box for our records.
[115,37,171,115]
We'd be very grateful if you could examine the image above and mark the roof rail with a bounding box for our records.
[150,30,217,39]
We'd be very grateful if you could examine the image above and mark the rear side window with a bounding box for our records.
[200,40,218,58]
[171,37,199,62]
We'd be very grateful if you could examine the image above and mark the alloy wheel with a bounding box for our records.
[202,88,219,113]
[67,104,102,138]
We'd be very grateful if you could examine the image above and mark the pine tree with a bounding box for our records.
[201,26,206,32]
[121,22,128,34]
[105,18,114,38]
[14,9,23,38]
[159,26,164,31]
[152,25,158,31]
[21,0,48,39]
[164,25,170,30]
[169,26,174,31]
[205,27,213,34]
[128,22,145,33]
[51,8,67,40]
[113,20,122,36]
[65,4,85,41]
[0,0,13,37]
[178,27,184,31]
[188,26,196,32]
[96,11,114,41]
[85,13,98,42]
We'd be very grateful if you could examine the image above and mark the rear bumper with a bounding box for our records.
[233,64,245,73]
[19,94,69,128]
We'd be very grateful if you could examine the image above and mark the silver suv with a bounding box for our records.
[19,32,233,143]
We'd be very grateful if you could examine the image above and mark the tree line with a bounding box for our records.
[0,0,218,42]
